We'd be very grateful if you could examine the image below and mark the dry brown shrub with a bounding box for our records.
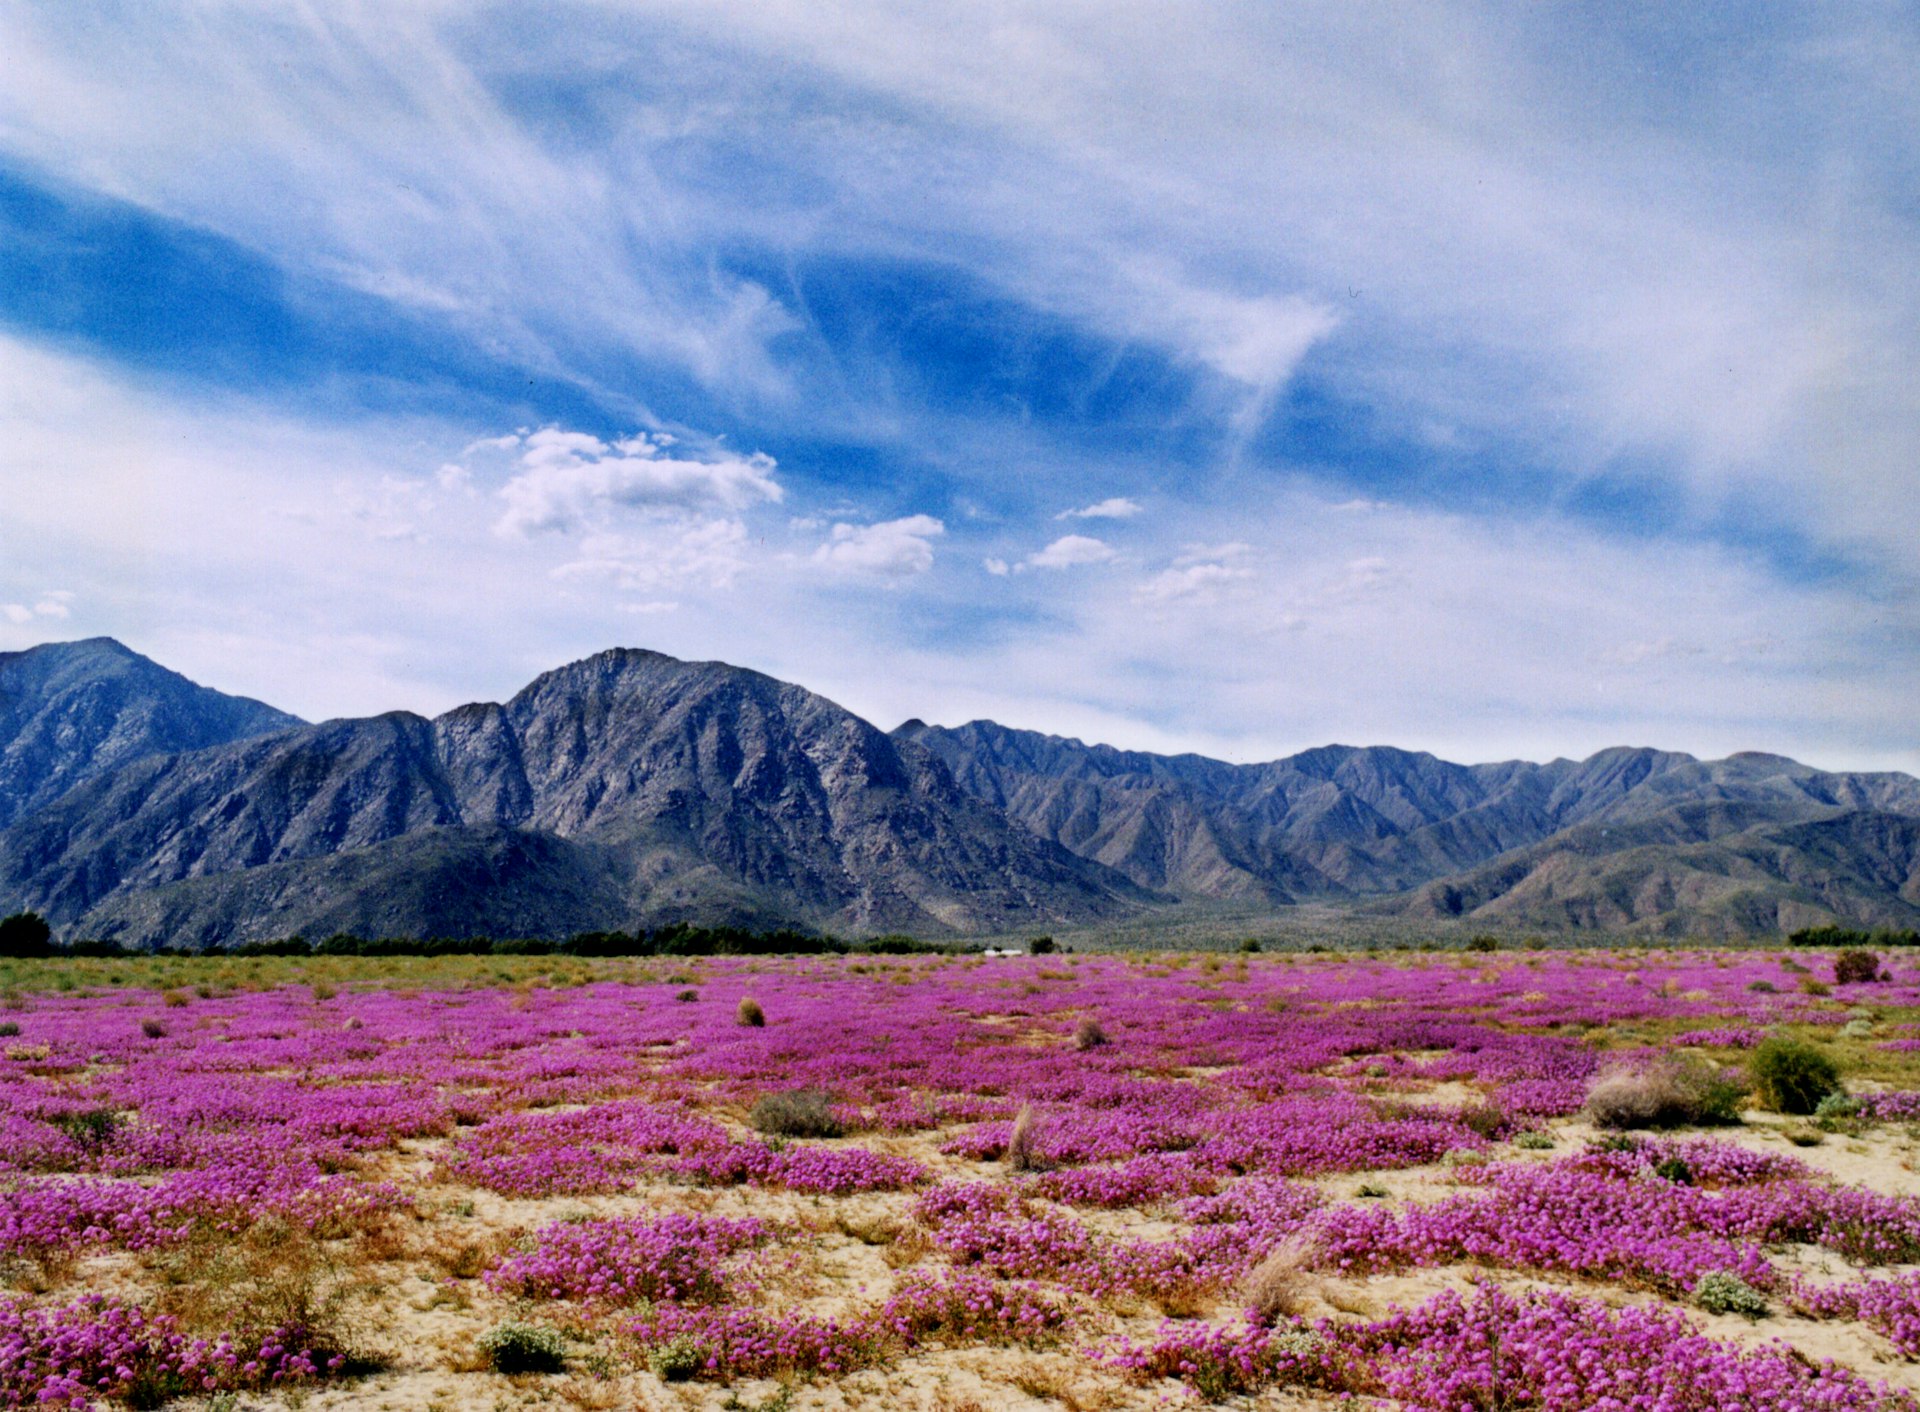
[1584,1055,1743,1129]
[835,1210,903,1246]
[1073,1017,1109,1050]
[147,1217,378,1369]
[750,1087,843,1138]
[736,995,766,1027]
[1242,1237,1322,1324]
[1005,1103,1042,1173]
[419,1222,520,1281]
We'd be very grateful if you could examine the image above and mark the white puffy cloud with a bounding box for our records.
[2,591,74,625]
[495,430,783,537]
[813,515,945,577]
[1135,561,1252,607]
[1056,497,1143,521]
[1026,534,1117,570]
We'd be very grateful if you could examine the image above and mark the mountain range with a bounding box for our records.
[2,637,1916,947]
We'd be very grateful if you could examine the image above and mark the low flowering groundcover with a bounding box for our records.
[0,945,1917,1406]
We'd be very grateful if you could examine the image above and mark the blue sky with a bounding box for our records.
[1,3,1916,772]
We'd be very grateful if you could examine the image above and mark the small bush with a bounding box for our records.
[1814,1091,1861,1122]
[1652,1156,1694,1185]
[1466,935,1502,952]
[54,1108,120,1149]
[1026,936,1056,956]
[1511,1131,1555,1150]
[750,1088,843,1139]
[1749,1037,1841,1116]
[1005,1104,1042,1173]
[1747,980,1777,993]
[1694,1271,1769,1318]
[648,1334,705,1382]
[736,996,766,1027]
[1585,1055,1744,1129]
[0,1021,18,1037]
[1355,1182,1391,1198]
[675,988,699,1003]
[1239,938,1262,953]
[1834,949,1883,985]
[1072,1018,1108,1050]
[477,1322,566,1374]
[1459,1102,1509,1140]
[1243,1238,1320,1324]
[140,1019,168,1039]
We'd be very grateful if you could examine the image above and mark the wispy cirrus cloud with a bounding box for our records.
[2,4,1917,773]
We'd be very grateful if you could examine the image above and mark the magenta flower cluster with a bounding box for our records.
[0,1295,338,1410]
[1106,1283,1920,1409]
[484,1211,768,1306]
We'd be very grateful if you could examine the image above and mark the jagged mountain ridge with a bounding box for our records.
[1393,806,1920,938]
[3,638,1918,945]
[0,645,1147,945]
[895,719,1920,928]
[0,638,301,831]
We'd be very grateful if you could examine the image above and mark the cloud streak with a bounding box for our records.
[1,6,1916,776]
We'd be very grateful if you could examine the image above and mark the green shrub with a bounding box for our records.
[53,1108,120,1149]
[1652,1156,1694,1185]
[1814,1091,1861,1121]
[0,912,53,958]
[1749,1037,1841,1115]
[1511,1131,1555,1150]
[1694,1271,1769,1318]
[749,1088,843,1139]
[648,1334,706,1382]
[477,1322,566,1374]
[1834,949,1883,984]
[1466,935,1502,952]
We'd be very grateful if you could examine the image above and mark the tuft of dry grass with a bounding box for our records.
[1005,1103,1042,1173]
[737,995,767,1027]
[419,1221,521,1281]
[1585,1055,1743,1129]
[146,1217,380,1370]
[1073,1017,1108,1050]
[1242,1237,1322,1324]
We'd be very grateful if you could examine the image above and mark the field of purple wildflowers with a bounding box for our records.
[2,943,1919,1409]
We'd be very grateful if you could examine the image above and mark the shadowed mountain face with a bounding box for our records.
[0,647,1145,946]
[5,641,1918,946]
[895,720,1920,931]
[0,638,302,831]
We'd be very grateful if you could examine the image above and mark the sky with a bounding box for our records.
[2,3,1917,773]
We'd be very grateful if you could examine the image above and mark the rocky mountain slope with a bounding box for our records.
[0,638,300,830]
[897,719,1920,933]
[5,640,1918,945]
[0,647,1145,946]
